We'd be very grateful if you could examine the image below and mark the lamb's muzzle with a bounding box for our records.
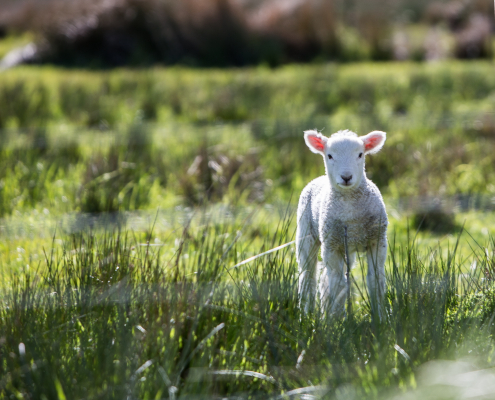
[297,129,388,318]
[340,175,352,185]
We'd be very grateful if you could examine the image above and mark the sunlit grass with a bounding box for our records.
[0,33,34,60]
[0,62,494,216]
[0,61,494,398]
[1,207,494,399]
[1,204,493,289]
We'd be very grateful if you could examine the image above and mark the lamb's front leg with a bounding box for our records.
[297,232,320,314]
[366,239,387,318]
[320,245,347,316]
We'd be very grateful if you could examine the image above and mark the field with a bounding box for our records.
[1,61,495,399]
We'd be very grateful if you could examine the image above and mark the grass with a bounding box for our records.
[1,208,495,399]
[0,60,495,398]
[0,62,494,217]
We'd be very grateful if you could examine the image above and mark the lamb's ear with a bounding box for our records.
[361,131,386,154]
[304,130,327,154]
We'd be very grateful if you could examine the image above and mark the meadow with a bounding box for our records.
[1,61,495,399]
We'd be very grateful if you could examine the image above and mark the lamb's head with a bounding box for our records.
[304,129,386,190]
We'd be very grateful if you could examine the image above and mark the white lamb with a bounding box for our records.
[296,129,388,316]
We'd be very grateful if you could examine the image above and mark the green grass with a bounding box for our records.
[0,60,495,398]
[1,209,495,399]
[0,61,495,218]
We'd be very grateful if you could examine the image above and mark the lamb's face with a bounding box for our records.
[304,129,386,191]
[324,136,365,189]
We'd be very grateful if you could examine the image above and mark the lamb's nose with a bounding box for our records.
[341,175,352,184]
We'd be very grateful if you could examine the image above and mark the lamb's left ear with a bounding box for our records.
[361,131,386,154]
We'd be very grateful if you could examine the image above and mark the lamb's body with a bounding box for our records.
[298,175,387,253]
[296,130,388,316]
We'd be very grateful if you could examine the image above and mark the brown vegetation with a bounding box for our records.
[425,1,493,59]
[1,0,261,66]
[0,0,493,67]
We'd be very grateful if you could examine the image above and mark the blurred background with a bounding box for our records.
[0,0,492,237]
[0,0,493,67]
[0,0,493,234]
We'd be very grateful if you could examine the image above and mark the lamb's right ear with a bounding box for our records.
[304,130,327,154]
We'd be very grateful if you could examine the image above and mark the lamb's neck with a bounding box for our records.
[330,178,369,200]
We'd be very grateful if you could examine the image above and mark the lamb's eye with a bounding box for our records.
[328,154,333,160]
[358,153,363,158]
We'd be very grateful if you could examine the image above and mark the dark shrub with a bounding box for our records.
[411,206,458,234]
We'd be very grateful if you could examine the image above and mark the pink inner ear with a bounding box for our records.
[364,135,381,151]
[308,135,325,152]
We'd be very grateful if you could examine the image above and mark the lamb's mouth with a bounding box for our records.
[339,182,354,188]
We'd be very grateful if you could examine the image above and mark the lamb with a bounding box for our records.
[296,129,388,317]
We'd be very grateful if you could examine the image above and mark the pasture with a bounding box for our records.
[1,61,495,399]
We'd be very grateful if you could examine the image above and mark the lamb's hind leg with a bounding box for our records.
[297,221,319,314]
[367,239,387,319]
